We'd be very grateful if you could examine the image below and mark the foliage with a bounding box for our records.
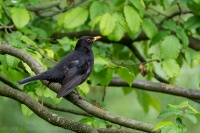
[153,101,200,133]
[0,0,200,132]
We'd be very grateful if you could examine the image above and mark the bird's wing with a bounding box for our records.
[56,56,92,98]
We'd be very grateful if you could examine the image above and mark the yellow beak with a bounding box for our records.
[92,36,101,42]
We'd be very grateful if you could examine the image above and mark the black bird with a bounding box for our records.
[18,36,101,98]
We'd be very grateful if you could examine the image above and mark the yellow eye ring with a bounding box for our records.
[87,39,92,42]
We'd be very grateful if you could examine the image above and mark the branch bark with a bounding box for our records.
[109,77,200,100]
[0,86,99,133]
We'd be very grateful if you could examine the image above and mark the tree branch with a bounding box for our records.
[0,86,99,133]
[41,101,93,117]
[159,10,192,25]
[0,44,155,132]
[0,85,141,133]
[52,30,200,51]
[109,77,200,101]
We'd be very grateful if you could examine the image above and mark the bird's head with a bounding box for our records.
[75,36,101,52]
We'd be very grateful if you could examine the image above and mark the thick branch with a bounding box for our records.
[0,44,155,132]
[0,86,98,133]
[52,30,200,51]
[109,77,200,100]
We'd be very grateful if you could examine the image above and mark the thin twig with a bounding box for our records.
[24,45,57,63]
[102,87,106,102]
[41,101,93,117]
[159,10,192,25]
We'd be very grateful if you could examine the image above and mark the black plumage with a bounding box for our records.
[18,36,101,98]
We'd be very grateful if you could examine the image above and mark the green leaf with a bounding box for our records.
[99,69,113,86]
[91,16,102,30]
[159,108,183,118]
[160,35,181,59]
[185,48,197,63]
[124,5,141,33]
[59,7,88,28]
[77,82,90,97]
[6,55,19,68]
[20,35,37,46]
[118,67,135,86]
[187,104,200,117]
[142,18,158,38]
[10,31,22,39]
[89,1,109,20]
[152,121,173,132]
[162,124,182,133]
[162,59,180,78]
[94,56,110,72]
[21,104,33,117]
[130,0,145,17]
[122,87,133,95]
[184,16,200,30]
[136,90,160,113]
[107,13,127,41]
[100,13,116,35]
[150,30,170,46]
[184,113,198,124]
[168,101,188,109]
[176,27,189,49]
[162,20,177,31]
[90,69,113,86]
[11,8,30,29]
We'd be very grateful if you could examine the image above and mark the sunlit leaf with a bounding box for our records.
[100,13,116,35]
[142,18,158,38]
[11,8,30,29]
[185,113,198,124]
[162,59,180,78]
[118,67,135,86]
[130,0,145,17]
[152,121,173,132]
[159,108,183,118]
[89,1,109,20]
[150,30,170,46]
[160,35,181,59]
[162,124,181,133]
[77,82,90,97]
[107,13,127,41]
[59,7,88,28]
[21,104,33,117]
[124,5,141,33]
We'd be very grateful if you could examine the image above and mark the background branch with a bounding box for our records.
[52,30,200,51]
[109,77,200,102]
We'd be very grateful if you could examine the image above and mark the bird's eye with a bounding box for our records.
[87,39,92,42]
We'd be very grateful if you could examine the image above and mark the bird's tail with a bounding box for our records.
[18,73,46,84]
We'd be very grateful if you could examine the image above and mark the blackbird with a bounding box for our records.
[18,36,101,98]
